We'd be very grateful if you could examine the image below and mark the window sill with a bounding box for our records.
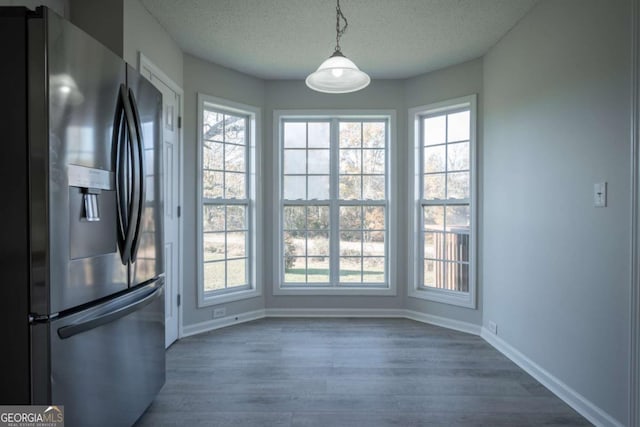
[408,286,476,309]
[274,285,396,296]
[198,287,261,307]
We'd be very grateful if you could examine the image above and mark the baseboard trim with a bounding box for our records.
[405,309,482,335]
[481,327,624,427]
[181,309,266,337]
[181,308,481,337]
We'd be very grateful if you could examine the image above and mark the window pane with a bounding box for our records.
[447,172,470,200]
[424,116,446,146]
[340,257,362,282]
[340,231,362,256]
[363,257,385,282]
[203,205,225,231]
[308,149,330,174]
[283,176,306,200]
[226,258,247,287]
[284,256,306,282]
[307,176,330,200]
[424,173,445,200]
[203,142,223,170]
[423,259,437,287]
[307,205,330,230]
[307,258,330,283]
[284,149,306,174]
[225,172,245,198]
[226,206,246,230]
[203,171,223,198]
[284,122,306,148]
[283,231,302,258]
[224,115,245,144]
[446,205,470,228]
[363,149,385,174]
[424,231,442,259]
[445,232,469,263]
[340,206,361,230]
[448,142,469,172]
[284,206,305,230]
[204,261,225,291]
[424,145,446,173]
[446,262,469,292]
[364,206,384,230]
[340,149,361,174]
[203,110,224,142]
[447,111,470,142]
[363,175,385,200]
[225,143,245,172]
[423,206,444,231]
[340,122,361,147]
[340,175,361,199]
[226,232,246,258]
[308,122,330,148]
[363,231,384,256]
[203,233,225,261]
[307,231,329,256]
[363,122,385,148]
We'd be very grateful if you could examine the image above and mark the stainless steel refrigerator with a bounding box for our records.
[0,6,165,426]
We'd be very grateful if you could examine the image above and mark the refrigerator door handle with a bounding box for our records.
[120,85,142,264]
[57,282,163,339]
[127,88,146,264]
[114,84,129,264]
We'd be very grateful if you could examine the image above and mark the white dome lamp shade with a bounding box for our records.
[306,50,370,94]
[305,0,370,94]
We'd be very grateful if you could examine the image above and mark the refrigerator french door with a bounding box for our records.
[0,6,165,427]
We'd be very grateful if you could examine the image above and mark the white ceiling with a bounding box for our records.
[140,0,539,80]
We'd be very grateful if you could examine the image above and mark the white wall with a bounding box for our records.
[482,0,631,424]
[123,0,182,85]
[404,58,484,325]
[182,54,266,326]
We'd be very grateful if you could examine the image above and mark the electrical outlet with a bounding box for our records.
[594,182,607,207]
[488,321,498,335]
[213,307,226,318]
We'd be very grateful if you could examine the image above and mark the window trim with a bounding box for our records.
[197,94,262,307]
[273,110,397,296]
[408,95,477,308]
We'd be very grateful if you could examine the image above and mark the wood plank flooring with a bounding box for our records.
[134,318,591,426]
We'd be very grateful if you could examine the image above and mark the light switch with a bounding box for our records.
[594,182,607,207]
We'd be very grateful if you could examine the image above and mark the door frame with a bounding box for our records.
[138,52,184,341]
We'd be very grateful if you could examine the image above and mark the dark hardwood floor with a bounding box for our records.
[135,318,591,426]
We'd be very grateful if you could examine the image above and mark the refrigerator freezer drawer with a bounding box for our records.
[37,280,165,426]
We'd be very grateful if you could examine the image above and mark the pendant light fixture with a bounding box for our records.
[305,0,370,94]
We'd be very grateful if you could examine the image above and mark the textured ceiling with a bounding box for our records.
[140,0,539,80]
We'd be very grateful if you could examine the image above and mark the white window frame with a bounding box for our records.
[408,95,477,308]
[197,94,262,306]
[273,110,397,296]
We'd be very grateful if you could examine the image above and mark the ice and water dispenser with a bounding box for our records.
[67,164,118,260]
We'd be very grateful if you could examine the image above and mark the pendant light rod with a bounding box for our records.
[335,0,348,53]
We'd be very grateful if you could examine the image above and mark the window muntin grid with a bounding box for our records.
[280,119,388,288]
[201,108,250,293]
[420,109,471,292]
